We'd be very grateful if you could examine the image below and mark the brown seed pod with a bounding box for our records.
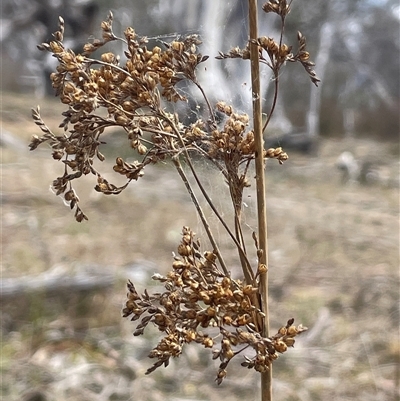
[274,340,288,353]
[287,325,298,336]
[257,263,268,275]
[172,260,186,270]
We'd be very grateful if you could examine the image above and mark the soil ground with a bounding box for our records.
[1,91,399,401]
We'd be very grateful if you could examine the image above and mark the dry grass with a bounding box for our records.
[1,90,399,400]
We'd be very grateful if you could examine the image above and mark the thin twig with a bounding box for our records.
[262,13,287,134]
[186,157,256,283]
[262,70,279,133]
[162,113,255,278]
[193,80,216,125]
[227,174,255,287]
[172,156,230,277]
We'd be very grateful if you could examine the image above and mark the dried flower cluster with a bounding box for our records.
[29,12,292,222]
[218,1,320,87]
[30,1,314,385]
[287,31,321,86]
[262,0,291,17]
[123,227,306,383]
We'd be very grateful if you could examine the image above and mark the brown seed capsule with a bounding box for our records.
[225,349,234,359]
[243,285,257,296]
[206,307,216,317]
[154,313,166,326]
[217,369,227,379]
[258,264,267,274]
[171,41,184,52]
[186,329,198,341]
[64,190,75,202]
[233,289,244,301]
[258,36,270,49]
[177,244,191,256]
[52,150,64,160]
[300,51,310,61]
[49,41,63,54]
[63,82,76,94]
[275,340,288,353]
[182,233,192,244]
[184,309,197,320]
[278,326,287,336]
[279,44,290,57]
[237,314,252,326]
[255,363,268,373]
[199,291,211,304]
[256,355,266,365]
[221,277,231,288]
[137,144,147,155]
[125,297,135,308]
[101,52,116,63]
[240,299,251,309]
[172,260,186,270]
[115,114,129,125]
[266,147,276,157]
[269,40,279,54]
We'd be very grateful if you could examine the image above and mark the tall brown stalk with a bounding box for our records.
[248,1,272,400]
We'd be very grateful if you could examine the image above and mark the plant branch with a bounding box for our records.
[185,156,256,284]
[193,79,216,125]
[262,70,279,133]
[171,156,230,277]
[262,13,286,134]
[162,113,255,280]
[227,174,255,287]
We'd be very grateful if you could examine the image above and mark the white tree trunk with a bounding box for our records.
[306,21,334,137]
[343,108,356,138]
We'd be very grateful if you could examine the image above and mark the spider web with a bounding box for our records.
[149,1,253,114]
[131,1,267,262]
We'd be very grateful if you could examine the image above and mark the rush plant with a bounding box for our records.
[30,1,319,400]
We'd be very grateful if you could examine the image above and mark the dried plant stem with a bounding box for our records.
[248,0,272,400]
[171,157,229,277]
[262,72,279,134]
[172,150,257,285]
[185,159,260,311]
[163,113,255,283]
[262,16,284,133]
[193,79,216,125]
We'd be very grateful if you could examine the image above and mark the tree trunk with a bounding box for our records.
[306,21,334,138]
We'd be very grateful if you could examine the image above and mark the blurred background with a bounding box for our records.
[1,1,399,400]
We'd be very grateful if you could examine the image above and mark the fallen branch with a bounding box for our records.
[0,263,150,300]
